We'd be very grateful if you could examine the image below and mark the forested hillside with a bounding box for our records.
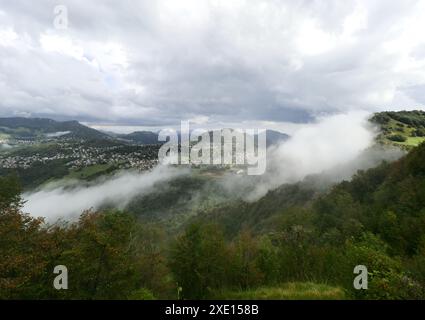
[371,110,425,149]
[2,138,425,299]
[0,117,111,140]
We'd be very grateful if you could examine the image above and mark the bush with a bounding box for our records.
[128,288,156,300]
[169,223,228,299]
[342,233,418,299]
[413,129,425,137]
[388,134,407,142]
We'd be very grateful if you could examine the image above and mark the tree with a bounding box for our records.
[343,233,417,299]
[228,229,264,289]
[0,175,21,211]
[0,175,65,299]
[388,134,407,142]
[169,223,228,299]
[59,210,145,299]
[256,236,279,285]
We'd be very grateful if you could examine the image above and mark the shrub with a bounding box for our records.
[388,134,407,142]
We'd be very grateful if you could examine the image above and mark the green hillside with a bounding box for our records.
[371,110,425,149]
[118,131,160,145]
[3,113,425,300]
[0,117,111,140]
[2,141,425,299]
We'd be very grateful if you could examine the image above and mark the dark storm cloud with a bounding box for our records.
[0,0,425,126]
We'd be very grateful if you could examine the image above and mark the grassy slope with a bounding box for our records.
[382,118,425,147]
[66,164,115,180]
[213,283,346,300]
[398,136,425,147]
[372,111,425,149]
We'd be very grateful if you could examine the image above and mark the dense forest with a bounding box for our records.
[2,136,425,299]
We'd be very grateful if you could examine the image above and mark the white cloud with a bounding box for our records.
[23,165,188,221]
[40,34,84,60]
[218,111,402,201]
[22,112,404,220]
[0,27,18,47]
[0,0,424,126]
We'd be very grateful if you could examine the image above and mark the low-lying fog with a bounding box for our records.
[23,111,404,222]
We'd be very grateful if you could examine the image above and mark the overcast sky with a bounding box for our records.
[1,0,425,129]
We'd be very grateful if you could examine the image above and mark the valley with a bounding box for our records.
[2,110,425,300]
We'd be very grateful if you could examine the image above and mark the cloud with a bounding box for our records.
[22,165,188,221]
[21,112,404,221]
[218,111,403,200]
[0,0,425,126]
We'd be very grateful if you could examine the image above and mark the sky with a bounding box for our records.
[1,0,425,130]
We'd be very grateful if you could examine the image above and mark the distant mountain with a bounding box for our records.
[0,117,110,140]
[265,130,290,147]
[118,131,160,145]
[207,129,289,148]
[0,116,290,146]
[118,129,289,147]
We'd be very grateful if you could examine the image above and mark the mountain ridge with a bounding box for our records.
[0,117,111,140]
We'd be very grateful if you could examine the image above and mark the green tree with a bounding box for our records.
[0,174,21,211]
[169,223,228,299]
[343,233,417,299]
[59,210,145,299]
[0,175,66,299]
[228,229,264,289]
